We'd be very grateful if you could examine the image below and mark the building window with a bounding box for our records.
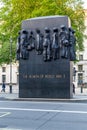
[2,67,6,72]
[78,73,83,84]
[79,54,83,61]
[78,65,83,72]
[2,75,6,82]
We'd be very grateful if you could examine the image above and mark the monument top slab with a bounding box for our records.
[22,15,71,30]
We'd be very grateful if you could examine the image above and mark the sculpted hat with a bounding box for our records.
[53,27,58,32]
[44,27,50,32]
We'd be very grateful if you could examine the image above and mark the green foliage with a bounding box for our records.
[0,0,86,64]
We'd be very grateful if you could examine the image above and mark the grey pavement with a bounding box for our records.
[0,86,87,101]
[1,90,87,102]
[0,92,18,100]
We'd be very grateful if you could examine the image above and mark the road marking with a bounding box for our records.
[0,128,22,130]
[0,107,87,114]
[0,112,11,118]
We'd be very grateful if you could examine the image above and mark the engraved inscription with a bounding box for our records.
[22,74,66,79]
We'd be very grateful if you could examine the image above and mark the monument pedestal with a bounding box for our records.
[19,51,73,99]
[19,16,73,99]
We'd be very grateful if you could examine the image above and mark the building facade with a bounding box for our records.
[74,9,87,90]
[0,62,19,93]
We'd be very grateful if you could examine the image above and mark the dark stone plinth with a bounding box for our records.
[19,50,73,98]
[19,16,73,99]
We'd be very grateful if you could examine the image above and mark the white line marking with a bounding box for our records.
[0,112,11,117]
[0,107,87,114]
[0,128,22,130]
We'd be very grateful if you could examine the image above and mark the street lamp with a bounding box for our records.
[9,36,12,93]
[81,70,85,93]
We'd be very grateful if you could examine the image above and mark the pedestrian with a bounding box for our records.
[1,82,6,92]
[73,83,75,94]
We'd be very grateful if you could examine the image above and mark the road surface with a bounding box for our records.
[0,100,87,130]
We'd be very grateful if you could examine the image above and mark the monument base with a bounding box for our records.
[19,51,73,99]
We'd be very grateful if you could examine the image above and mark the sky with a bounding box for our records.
[82,0,87,9]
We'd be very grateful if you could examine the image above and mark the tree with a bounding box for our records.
[0,0,85,64]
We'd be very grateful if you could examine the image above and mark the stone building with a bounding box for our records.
[74,9,87,92]
[0,62,19,93]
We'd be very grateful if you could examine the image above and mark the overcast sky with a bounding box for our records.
[82,0,87,9]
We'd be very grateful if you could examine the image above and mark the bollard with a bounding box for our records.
[9,84,12,93]
[81,86,83,93]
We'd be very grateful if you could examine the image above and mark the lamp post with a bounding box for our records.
[81,70,85,93]
[9,36,12,93]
